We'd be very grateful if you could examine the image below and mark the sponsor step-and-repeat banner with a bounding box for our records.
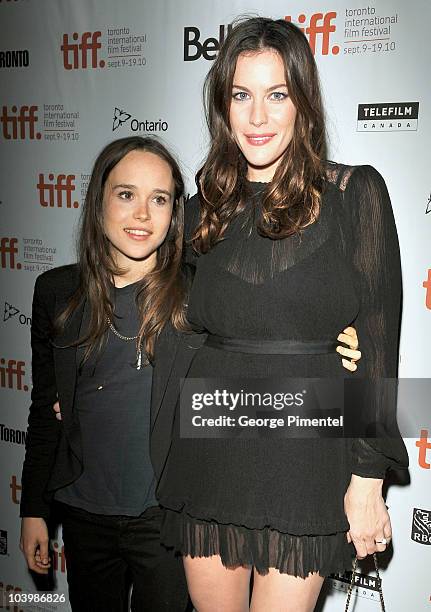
[0,1,430,610]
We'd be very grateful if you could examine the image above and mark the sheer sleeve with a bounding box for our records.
[342,165,409,478]
[183,193,201,266]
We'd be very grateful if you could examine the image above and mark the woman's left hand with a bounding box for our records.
[344,474,392,559]
[337,326,361,371]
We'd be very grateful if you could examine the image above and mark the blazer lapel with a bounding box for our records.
[53,297,89,461]
[150,325,181,432]
[150,328,207,480]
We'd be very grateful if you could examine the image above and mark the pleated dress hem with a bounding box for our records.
[159,504,356,579]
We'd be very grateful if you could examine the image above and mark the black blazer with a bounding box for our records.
[20,264,206,520]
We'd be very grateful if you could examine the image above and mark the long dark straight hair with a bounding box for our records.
[56,136,188,364]
[194,16,327,252]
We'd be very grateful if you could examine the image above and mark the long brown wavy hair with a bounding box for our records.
[56,136,188,364]
[194,16,327,252]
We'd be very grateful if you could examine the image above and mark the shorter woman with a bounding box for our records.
[20,136,191,612]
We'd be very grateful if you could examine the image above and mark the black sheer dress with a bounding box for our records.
[156,163,409,578]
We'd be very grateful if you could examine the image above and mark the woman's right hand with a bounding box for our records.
[20,517,51,574]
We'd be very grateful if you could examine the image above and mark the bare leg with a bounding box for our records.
[250,568,324,612]
[183,554,252,612]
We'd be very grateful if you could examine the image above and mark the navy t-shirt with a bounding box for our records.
[55,282,157,515]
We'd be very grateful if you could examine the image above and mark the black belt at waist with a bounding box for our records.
[204,334,337,355]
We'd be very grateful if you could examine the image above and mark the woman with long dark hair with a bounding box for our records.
[19,136,191,611]
[154,17,409,611]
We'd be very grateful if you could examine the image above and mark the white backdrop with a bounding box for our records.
[1,1,430,610]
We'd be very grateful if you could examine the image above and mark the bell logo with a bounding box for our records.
[0,237,20,269]
[0,358,28,391]
[0,105,41,139]
[284,12,339,55]
[183,24,233,61]
[37,173,79,208]
[61,31,105,70]
[423,269,431,309]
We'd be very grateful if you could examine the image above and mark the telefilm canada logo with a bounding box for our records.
[357,102,419,132]
[183,12,339,61]
[411,508,431,545]
[329,568,382,601]
[112,107,168,133]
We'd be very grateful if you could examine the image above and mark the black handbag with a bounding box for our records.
[345,553,386,611]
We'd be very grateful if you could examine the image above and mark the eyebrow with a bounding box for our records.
[232,83,288,92]
[112,183,172,197]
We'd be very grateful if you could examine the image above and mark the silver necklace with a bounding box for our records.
[106,316,142,370]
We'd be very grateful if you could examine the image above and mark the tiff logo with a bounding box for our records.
[285,12,339,55]
[423,270,431,309]
[37,173,79,208]
[52,541,67,573]
[0,238,21,269]
[10,475,21,504]
[61,32,105,69]
[0,358,28,391]
[0,105,41,139]
[416,429,431,469]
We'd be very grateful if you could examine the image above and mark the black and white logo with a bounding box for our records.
[112,107,168,133]
[3,301,19,322]
[112,107,131,131]
[426,193,431,215]
[3,302,31,326]
[0,49,29,69]
[0,530,7,555]
[329,569,382,602]
[411,507,431,545]
[357,102,419,132]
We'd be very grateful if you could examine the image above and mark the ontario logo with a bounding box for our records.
[3,301,31,326]
[112,107,168,133]
[411,508,431,545]
[357,102,419,132]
